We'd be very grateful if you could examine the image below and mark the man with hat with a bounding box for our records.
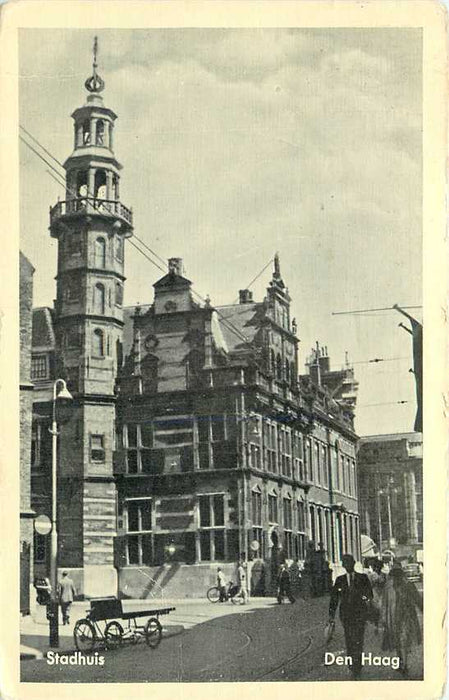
[58,570,77,625]
[328,553,373,678]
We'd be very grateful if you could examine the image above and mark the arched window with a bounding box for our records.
[112,174,119,200]
[94,283,105,314]
[285,359,290,383]
[95,237,106,268]
[115,235,124,262]
[96,120,105,146]
[290,361,295,385]
[82,119,91,145]
[276,353,282,381]
[94,170,107,199]
[115,282,123,307]
[76,170,88,198]
[92,329,104,357]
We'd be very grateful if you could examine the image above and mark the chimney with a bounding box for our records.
[309,342,321,386]
[318,345,330,374]
[239,289,253,304]
[168,258,184,276]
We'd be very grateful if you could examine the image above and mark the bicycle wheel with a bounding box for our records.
[105,620,123,650]
[207,586,220,603]
[74,618,96,652]
[144,617,162,648]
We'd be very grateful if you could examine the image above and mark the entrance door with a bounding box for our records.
[20,541,31,615]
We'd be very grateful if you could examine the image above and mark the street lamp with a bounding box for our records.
[379,476,399,548]
[49,378,73,646]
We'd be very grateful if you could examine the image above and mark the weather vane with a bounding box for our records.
[85,35,105,93]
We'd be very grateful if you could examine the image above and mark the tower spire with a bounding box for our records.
[85,35,105,93]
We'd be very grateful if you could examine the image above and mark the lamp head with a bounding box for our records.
[56,379,73,401]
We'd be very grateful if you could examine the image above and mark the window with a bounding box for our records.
[96,120,105,146]
[276,354,282,381]
[315,442,320,484]
[306,439,313,482]
[268,493,278,523]
[90,434,105,462]
[31,355,48,380]
[94,170,107,199]
[92,328,105,357]
[82,119,90,145]
[115,236,124,262]
[297,501,306,532]
[322,445,329,487]
[198,494,225,561]
[341,455,346,493]
[125,422,168,475]
[95,237,106,268]
[283,496,293,559]
[115,282,123,307]
[264,421,277,473]
[126,499,153,565]
[67,328,79,349]
[279,428,292,478]
[249,442,261,469]
[94,283,105,314]
[270,349,276,375]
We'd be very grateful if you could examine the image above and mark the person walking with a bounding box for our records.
[236,561,248,605]
[381,561,423,676]
[277,563,295,604]
[328,553,373,679]
[217,567,227,602]
[58,570,77,625]
[366,558,386,632]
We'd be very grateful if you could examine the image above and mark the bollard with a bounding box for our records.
[46,601,59,647]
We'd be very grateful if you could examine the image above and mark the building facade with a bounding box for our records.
[20,252,35,613]
[357,432,423,559]
[27,58,361,598]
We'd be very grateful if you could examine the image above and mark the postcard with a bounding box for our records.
[0,1,446,699]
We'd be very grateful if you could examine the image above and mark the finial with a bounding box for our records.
[85,36,105,93]
[274,252,281,278]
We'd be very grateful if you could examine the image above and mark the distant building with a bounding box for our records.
[27,52,362,598]
[357,432,423,559]
[20,251,35,614]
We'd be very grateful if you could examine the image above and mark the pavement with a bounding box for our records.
[20,595,274,659]
[20,594,424,683]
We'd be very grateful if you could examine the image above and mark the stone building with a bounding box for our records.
[27,55,362,598]
[357,432,423,559]
[20,252,35,613]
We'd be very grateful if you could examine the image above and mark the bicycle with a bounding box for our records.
[207,581,240,604]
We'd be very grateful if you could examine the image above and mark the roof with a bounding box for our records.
[32,307,55,349]
[215,302,263,353]
[359,432,422,443]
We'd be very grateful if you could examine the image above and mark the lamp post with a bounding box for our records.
[48,378,73,647]
[379,475,399,549]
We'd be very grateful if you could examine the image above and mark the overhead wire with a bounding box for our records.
[21,127,256,348]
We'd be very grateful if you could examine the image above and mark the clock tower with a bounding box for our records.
[49,39,133,596]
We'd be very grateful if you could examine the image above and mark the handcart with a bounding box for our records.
[73,596,176,652]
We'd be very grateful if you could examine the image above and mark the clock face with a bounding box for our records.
[164,300,178,312]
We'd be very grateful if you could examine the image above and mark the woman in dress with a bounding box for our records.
[381,561,423,676]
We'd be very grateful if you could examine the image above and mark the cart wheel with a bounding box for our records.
[207,586,220,603]
[229,585,240,604]
[74,618,96,652]
[105,620,123,650]
[144,617,162,648]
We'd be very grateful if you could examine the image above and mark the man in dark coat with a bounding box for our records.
[277,564,295,604]
[329,553,373,678]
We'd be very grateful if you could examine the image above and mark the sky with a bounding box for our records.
[19,28,423,436]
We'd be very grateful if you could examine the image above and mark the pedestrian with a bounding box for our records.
[217,567,227,602]
[236,560,248,605]
[366,558,386,632]
[381,561,423,676]
[58,570,77,625]
[328,553,373,679]
[277,563,295,604]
